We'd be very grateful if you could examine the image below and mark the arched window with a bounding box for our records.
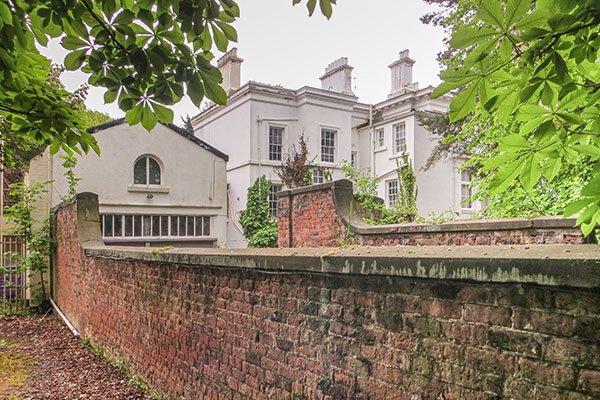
[133,156,161,185]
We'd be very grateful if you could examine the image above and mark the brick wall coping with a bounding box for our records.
[351,216,579,235]
[83,243,600,289]
[278,179,580,235]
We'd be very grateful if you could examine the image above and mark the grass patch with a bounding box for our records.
[0,339,30,399]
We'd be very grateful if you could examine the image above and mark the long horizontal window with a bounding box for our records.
[101,214,211,238]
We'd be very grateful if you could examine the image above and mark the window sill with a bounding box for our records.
[374,146,387,153]
[103,237,216,243]
[260,160,284,166]
[388,153,406,161]
[128,186,170,194]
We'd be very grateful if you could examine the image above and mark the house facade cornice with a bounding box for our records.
[193,81,360,127]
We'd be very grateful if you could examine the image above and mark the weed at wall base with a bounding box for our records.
[79,338,174,400]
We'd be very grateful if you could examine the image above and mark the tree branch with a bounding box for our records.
[0,104,60,120]
[79,0,131,56]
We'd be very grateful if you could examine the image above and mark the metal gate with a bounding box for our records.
[1,235,26,314]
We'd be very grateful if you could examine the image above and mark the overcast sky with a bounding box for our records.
[40,0,446,123]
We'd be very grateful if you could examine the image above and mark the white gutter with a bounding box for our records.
[369,104,376,176]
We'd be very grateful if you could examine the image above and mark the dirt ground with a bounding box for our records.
[0,315,154,400]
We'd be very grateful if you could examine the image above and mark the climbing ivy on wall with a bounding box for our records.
[3,182,53,307]
[239,176,277,248]
[396,152,418,223]
[341,157,419,225]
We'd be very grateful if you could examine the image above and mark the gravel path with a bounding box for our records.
[0,315,154,400]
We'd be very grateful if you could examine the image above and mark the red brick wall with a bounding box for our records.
[355,229,586,246]
[53,199,86,331]
[55,198,600,400]
[278,187,347,248]
[277,196,291,248]
[277,181,588,248]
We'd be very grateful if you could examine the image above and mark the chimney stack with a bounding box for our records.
[217,48,244,94]
[319,57,354,95]
[388,49,417,98]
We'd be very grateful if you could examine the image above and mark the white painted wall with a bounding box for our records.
[224,167,252,248]
[194,82,481,247]
[194,82,358,247]
[195,99,252,168]
[413,122,456,216]
[293,100,355,175]
[33,122,228,247]
[354,91,482,217]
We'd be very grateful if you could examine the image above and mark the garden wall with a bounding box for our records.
[53,193,600,399]
[276,180,589,248]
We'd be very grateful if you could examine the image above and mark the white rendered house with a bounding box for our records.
[193,48,482,248]
[28,120,229,248]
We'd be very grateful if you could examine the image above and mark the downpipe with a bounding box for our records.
[49,297,80,338]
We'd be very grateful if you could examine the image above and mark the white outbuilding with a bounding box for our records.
[28,119,229,248]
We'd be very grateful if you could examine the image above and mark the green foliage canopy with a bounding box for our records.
[433,0,600,235]
[0,64,111,169]
[239,176,271,240]
[0,0,335,159]
[82,109,112,128]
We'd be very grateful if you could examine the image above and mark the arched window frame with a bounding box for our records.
[133,155,163,187]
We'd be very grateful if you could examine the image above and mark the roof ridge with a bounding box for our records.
[85,118,228,162]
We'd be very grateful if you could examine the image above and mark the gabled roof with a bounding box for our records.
[87,118,229,162]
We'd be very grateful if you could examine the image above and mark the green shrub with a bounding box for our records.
[340,159,420,225]
[248,220,278,248]
[239,176,278,248]
[395,152,418,223]
[341,161,388,224]
[3,181,53,306]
